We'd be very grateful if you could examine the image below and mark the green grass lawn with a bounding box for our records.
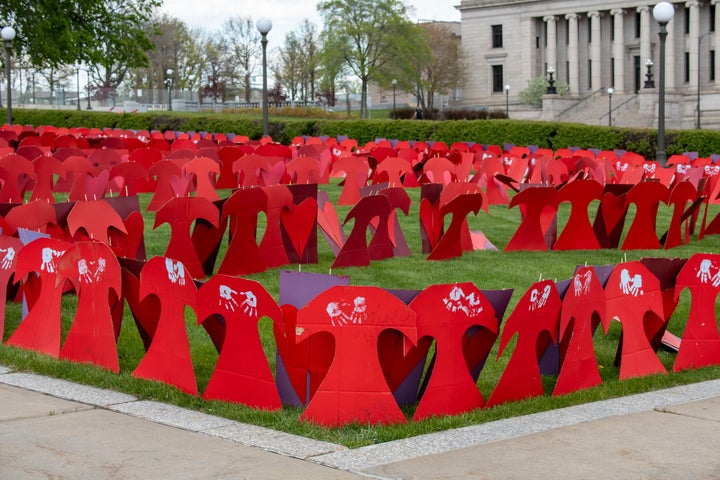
[1,184,720,448]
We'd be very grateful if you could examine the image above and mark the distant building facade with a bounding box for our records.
[459,0,720,125]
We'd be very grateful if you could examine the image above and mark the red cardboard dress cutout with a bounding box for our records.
[196,275,284,409]
[295,285,417,426]
[57,241,122,372]
[553,266,609,396]
[5,237,71,356]
[553,179,603,250]
[673,254,720,371]
[0,235,22,337]
[411,283,497,420]
[605,261,667,380]
[132,256,198,395]
[486,279,561,407]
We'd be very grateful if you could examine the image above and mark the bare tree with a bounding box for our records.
[219,17,262,102]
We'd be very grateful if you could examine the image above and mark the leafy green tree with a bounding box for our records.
[318,0,415,118]
[0,0,159,68]
[520,76,570,106]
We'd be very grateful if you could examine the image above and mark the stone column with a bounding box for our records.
[687,0,700,88]
[544,15,558,72]
[611,9,625,93]
[566,13,579,94]
[667,13,676,89]
[589,11,602,90]
[714,0,720,86]
[638,6,651,68]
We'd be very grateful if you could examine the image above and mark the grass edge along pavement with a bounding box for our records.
[2,183,720,448]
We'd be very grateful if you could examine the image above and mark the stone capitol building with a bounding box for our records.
[457,0,720,128]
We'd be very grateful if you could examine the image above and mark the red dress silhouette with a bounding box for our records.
[196,275,283,409]
[295,285,416,426]
[57,241,122,372]
[132,256,198,395]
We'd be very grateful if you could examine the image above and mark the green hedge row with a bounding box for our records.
[8,108,720,158]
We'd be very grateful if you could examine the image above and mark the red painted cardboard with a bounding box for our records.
[504,186,559,251]
[196,275,284,409]
[331,194,393,268]
[553,266,609,396]
[0,154,35,203]
[605,261,667,380]
[154,196,220,279]
[132,256,198,395]
[57,241,122,372]
[553,179,603,250]
[0,235,22,337]
[316,190,345,255]
[4,200,58,236]
[146,160,184,211]
[621,181,670,250]
[259,185,293,269]
[66,199,127,245]
[31,155,67,203]
[5,237,71,356]
[427,193,484,260]
[411,283,498,420]
[232,153,270,187]
[663,181,700,249]
[296,285,416,426]
[217,187,268,276]
[673,254,720,371]
[333,156,369,206]
[184,156,220,201]
[486,280,561,407]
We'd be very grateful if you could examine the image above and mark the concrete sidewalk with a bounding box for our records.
[2,364,720,479]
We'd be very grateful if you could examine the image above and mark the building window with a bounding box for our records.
[635,12,641,38]
[611,58,615,84]
[588,21,592,43]
[685,51,690,82]
[712,5,716,32]
[611,19,615,41]
[492,65,504,92]
[684,9,690,34]
[492,25,503,48]
[588,60,592,89]
[536,36,540,48]
[711,50,716,81]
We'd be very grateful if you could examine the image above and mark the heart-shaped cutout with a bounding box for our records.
[281,198,317,257]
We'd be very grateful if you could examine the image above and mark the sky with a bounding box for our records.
[160,0,461,41]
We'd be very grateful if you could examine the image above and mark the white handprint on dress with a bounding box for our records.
[40,247,64,273]
[0,246,15,270]
[165,258,186,286]
[619,268,644,297]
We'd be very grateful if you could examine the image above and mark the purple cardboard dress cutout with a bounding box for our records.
[486,280,561,407]
[196,275,284,409]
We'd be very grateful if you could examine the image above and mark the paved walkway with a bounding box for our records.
[2,364,720,479]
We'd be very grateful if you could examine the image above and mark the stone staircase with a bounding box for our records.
[562,92,655,128]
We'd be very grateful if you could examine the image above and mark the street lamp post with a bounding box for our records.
[1,26,16,125]
[653,1,674,166]
[256,17,272,138]
[644,59,655,88]
[504,84,510,118]
[391,78,397,119]
[607,87,614,126]
[86,69,92,110]
[75,65,81,111]
[546,67,557,94]
[110,73,117,108]
[166,68,173,111]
